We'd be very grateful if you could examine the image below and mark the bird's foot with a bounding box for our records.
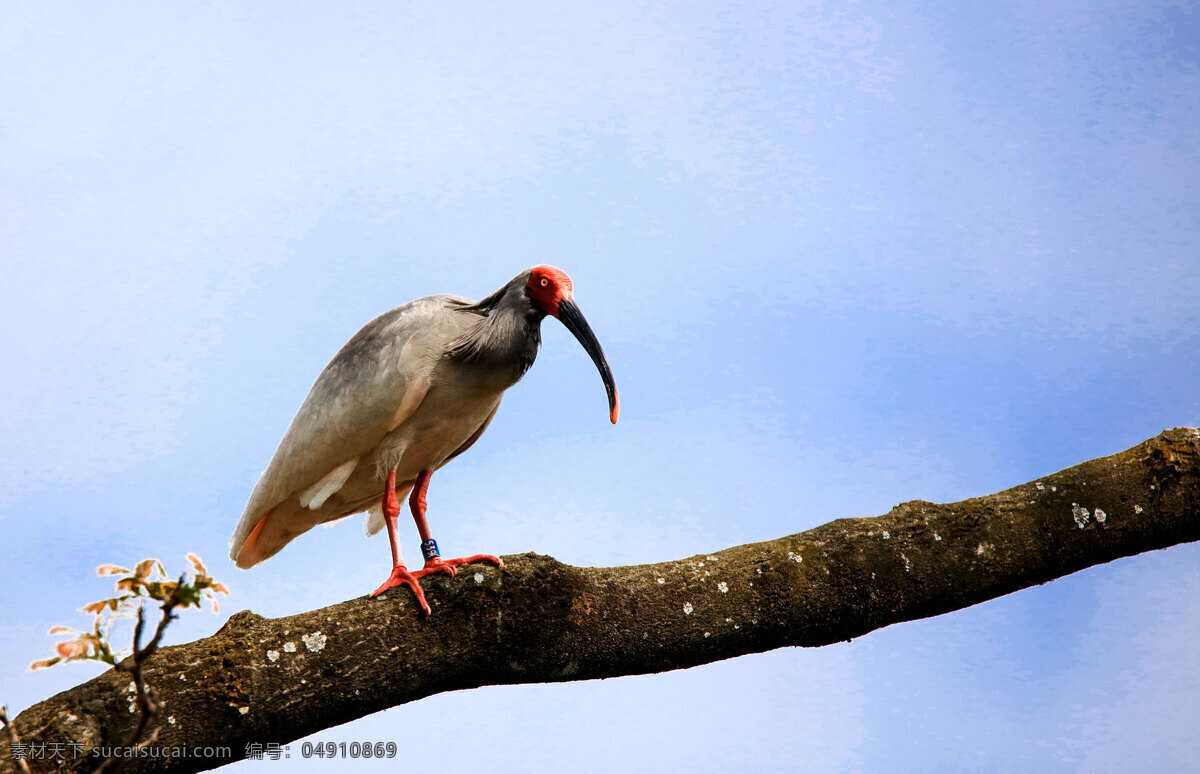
[370,564,432,615]
[413,554,504,580]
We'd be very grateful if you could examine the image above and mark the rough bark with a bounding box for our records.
[4,428,1199,773]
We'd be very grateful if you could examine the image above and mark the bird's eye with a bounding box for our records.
[540,278,549,287]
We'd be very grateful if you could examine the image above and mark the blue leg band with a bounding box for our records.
[421,538,440,562]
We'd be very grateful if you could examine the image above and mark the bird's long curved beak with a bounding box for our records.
[557,297,619,424]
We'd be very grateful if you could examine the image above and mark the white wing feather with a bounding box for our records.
[298,458,359,509]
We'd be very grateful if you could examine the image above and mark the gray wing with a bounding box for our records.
[228,294,472,559]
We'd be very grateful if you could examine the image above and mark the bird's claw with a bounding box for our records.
[414,558,456,579]
[370,564,432,615]
[413,553,504,580]
[371,555,503,615]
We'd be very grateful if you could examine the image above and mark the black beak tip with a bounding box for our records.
[557,297,619,426]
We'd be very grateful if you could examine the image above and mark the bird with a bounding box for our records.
[228,266,618,614]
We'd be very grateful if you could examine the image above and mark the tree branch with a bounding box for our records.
[5,428,1199,773]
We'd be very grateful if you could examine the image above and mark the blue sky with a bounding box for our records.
[2,1,1198,771]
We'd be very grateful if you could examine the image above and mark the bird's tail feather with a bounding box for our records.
[234,508,275,568]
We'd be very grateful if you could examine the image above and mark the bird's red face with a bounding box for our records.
[526,265,574,317]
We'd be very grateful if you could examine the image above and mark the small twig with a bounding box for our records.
[93,577,184,774]
[135,577,185,660]
[1,704,33,774]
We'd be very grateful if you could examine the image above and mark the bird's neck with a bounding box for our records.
[446,296,544,388]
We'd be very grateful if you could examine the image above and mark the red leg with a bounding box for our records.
[369,471,432,614]
[409,470,433,543]
[407,470,504,580]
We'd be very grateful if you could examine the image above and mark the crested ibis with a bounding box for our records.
[228,266,618,613]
